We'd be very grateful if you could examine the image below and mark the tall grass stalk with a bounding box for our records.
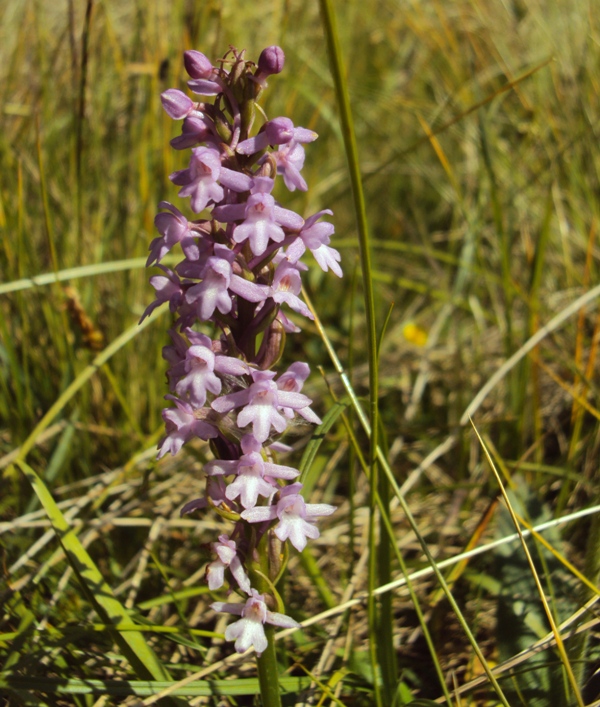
[317,0,390,702]
[307,290,512,706]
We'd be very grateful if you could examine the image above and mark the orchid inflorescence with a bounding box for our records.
[143,45,342,655]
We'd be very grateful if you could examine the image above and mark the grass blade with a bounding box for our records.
[13,459,185,702]
[317,1,386,698]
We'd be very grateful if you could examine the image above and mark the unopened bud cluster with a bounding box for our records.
[143,46,341,655]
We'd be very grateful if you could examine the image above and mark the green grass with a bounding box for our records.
[1,0,600,704]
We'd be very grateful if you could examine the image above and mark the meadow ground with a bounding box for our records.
[1,0,600,705]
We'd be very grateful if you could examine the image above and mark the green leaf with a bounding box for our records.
[298,398,348,491]
[1,675,311,697]
[15,459,186,707]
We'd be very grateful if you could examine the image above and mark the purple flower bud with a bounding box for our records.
[258,46,285,76]
[187,77,222,97]
[160,89,194,120]
[184,50,214,79]
[170,114,215,150]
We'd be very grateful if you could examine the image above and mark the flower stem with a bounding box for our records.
[253,533,283,707]
[256,626,282,707]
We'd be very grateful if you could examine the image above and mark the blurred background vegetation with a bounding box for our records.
[1,0,599,704]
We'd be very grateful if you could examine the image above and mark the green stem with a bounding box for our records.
[256,626,282,707]
[251,531,283,707]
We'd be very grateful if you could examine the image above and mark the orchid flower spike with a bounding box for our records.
[145,44,342,661]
